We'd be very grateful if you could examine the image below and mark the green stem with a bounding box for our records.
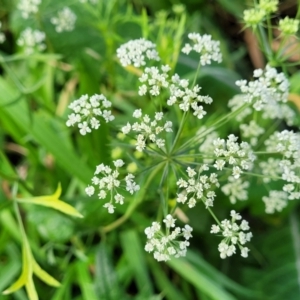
[192,60,202,88]
[296,0,300,19]
[177,103,250,152]
[266,14,273,48]
[170,111,188,153]
[206,206,221,226]
[101,162,164,233]
[159,161,170,217]
[257,24,272,61]
[12,184,30,251]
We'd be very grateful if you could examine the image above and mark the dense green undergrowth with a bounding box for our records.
[0,0,300,299]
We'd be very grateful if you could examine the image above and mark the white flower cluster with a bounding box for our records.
[212,134,256,179]
[0,22,5,44]
[51,7,77,33]
[221,176,249,204]
[116,38,160,67]
[176,165,219,209]
[211,210,252,258]
[182,33,222,66]
[265,130,300,184]
[262,190,288,214]
[18,0,41,19]
[265,130,300,196]
[138,65,213,118]
[85,159,140,214]
[139,65,170,96]
[121,109,172,152]
[235,66,293,123]
[259,158,281,183]
[144,215,193,262]
[228,66,296,126]
[257,130,300,213]
[240,120,265,146]
[168,74,213,118]
[227,95,253,122]
[17,28,46,54]
[198,130,219,163]
[66,94,114,135]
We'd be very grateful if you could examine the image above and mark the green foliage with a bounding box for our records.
[0,0,300,299]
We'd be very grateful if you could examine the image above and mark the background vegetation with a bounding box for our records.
[0,0,300,299]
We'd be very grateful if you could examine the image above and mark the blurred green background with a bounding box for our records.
[0,0,300,299]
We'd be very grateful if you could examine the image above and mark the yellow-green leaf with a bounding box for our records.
[17,198,83,218]
[25,276,38,300]
[33,259,60,287]
[3,242,32,295]
[2,273,26,295]
[16,183,83,218]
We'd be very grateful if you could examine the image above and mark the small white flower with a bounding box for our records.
[182,225,193,239]
[78,121,91,135]
[114,194,124,204]
[163,215,176,228]
[66,94,114,135]
[210,225,220,234]
[85,186,95,196]
[182,33,222,65]
[212,212,252,259]
[176,193,187,204]
[51,7,77,33]
[17,28,46,54]
[133,109,142,118]
[103,203,115,214]
[188,198,196,208]
[18,0,41,19]
[113,159,125,168]
[241,247,250,258]
[230,210,242,220]
[116,38,160,67]
[214,160,225,170]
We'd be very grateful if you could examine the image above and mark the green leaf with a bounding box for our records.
[149,260,186,300]
[95,243,124,300]
[120,230,154,297]
[17,183,83,218]
[167,257,237,300]
[32,260,60,287]
[0,210,21,242]
[186,251,256,298]
[51,265,75,300]
[244,212,300,299]
[0,244,21,293]
[2,242,32,296]
[76,261,98,300]
[25,276,38,300]
[0,77,93,184]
